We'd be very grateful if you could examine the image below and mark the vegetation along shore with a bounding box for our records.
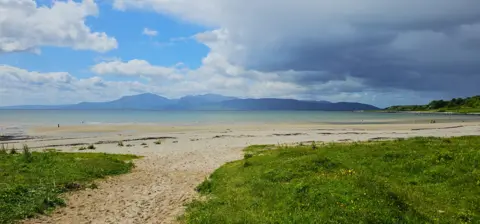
[385,95,480,114]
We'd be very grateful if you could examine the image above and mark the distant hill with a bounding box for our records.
[65,93,172,110]
[179,94,238,104]
[0,93,379,111]
[0,105,73,110]
[220,99,377,111]
[177,94,238,110]
[385,95,480,113]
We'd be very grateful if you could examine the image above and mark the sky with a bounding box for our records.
[1,0,479,108]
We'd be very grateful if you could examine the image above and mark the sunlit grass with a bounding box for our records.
[184,136,480,223]
[0,150,139,223]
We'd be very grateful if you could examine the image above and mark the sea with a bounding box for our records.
[1,110,479,128]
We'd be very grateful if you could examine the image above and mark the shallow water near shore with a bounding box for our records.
[1,110,479,127]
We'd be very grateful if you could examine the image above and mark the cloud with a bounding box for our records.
[142,28,158,36]
[153,36,193,48]
[87,55,441,108]
[0,0,117,53]
[112,0,480,99]
[91,59,184,80]
[0,65,159,106]
[1,60,442,107]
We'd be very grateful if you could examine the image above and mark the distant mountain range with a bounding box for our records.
[0,93,379,111]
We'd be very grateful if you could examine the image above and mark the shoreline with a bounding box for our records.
[2,115,479,136]
[2,120,480,150]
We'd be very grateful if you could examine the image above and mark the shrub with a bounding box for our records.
[87,144,96,150]
[118,141,124,147]
[243,161,253,167]
[141,143,147,146]
[23,144,33,163]
[0,144,6,154]
[195,179,213,194]
[154,140,162,145]
[9,146,16,154]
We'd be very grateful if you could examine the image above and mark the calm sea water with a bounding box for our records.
[0,110,478,127]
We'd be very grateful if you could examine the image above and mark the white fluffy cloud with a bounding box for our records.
[142,28,158,36]
[91,59,184,80]
[112,0,480,98]
[0,0,117,53]
[0,65,155,106]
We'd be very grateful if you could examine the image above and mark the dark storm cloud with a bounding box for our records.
[241,20,480,96]
[115,0,480,102]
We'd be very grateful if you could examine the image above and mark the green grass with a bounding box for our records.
[0,150,139,223]
[184,136,480,223]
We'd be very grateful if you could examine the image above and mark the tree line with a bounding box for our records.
[386,95,480,112]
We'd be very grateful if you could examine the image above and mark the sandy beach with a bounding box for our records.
[1,121,479,224]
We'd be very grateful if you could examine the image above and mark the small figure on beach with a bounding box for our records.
[58,124,60,128]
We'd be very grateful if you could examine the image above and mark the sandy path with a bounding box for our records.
[15,122,480,224]
[24,144,242,224]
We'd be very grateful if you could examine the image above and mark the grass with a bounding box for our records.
[0,144,6,154]
[183,136,480,223]
[22,145,33,163]
[0,149,139,223]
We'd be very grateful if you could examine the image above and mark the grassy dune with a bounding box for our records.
[0,149,139,223]
[184,137,480,223]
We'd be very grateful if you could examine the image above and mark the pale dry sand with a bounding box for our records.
[1,121,478,224]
